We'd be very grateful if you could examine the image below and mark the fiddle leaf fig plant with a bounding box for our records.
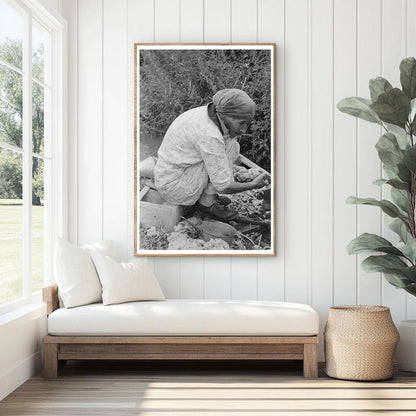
[338,57,416,297]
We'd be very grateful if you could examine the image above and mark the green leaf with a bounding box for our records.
[400,57,416,100]
[395,130,410,150]
[370,88,410,128]
[397,240,416,263]
[404,282,416,296]
[373,178,409,190]
[389,218,410,241]
[346,196,405,219]
[375,132,404,173]
[410,98,416,124]
[403,146,416,172]
[384,166,399,180]
[398,163,412,185]
[411,99,416,132]
[391,187,409,213]
[403,265,416,282]
[373,178,388,186]
[383,272,412,288]
[369,77,393,102]
[337,97,382,125]
[361,255,415,288]
[362,254,408,272]
[387,178,410,191]
[347,233,403,256]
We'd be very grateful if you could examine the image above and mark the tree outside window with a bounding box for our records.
[0,0,52,306]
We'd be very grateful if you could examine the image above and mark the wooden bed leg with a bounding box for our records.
[44,343,59,379]
[303,343,318,379]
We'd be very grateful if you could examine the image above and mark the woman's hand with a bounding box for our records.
[249,172,269,189]
[220,172,269,194]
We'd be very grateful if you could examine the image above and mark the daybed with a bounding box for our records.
[42,285,320,379]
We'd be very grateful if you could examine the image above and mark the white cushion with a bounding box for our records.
[54,239,114,308]
[81,240,115,259]
[47,299,319,336]
[90,253,165,305]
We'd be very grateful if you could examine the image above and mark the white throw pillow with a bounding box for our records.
[90,252,165,306]
[55,239,114,308]
[81,240,115,259]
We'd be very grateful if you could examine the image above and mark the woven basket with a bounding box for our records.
[324,305,399,381]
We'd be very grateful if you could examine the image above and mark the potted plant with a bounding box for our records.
[338,57,416,372]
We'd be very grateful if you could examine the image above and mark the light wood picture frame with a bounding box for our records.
[134,43,276,256]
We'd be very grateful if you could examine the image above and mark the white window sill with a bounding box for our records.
[0,299,45,327]
[0,291,42,315]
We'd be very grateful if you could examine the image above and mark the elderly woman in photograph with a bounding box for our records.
[154,88,268,221]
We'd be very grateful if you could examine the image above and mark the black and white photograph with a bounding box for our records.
[135,44,275,256]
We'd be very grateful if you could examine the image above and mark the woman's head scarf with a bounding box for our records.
[213,89,256,120]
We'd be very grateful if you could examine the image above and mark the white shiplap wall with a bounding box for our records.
[61,0,416,356]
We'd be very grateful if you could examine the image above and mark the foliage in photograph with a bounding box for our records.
[338,57,416,297]
[139,49,272,170]
[140,186,271,252]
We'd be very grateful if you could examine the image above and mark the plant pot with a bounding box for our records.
[324,305,400,381]
[395,320,416,372]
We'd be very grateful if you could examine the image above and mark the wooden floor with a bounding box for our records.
[1,360,416,415]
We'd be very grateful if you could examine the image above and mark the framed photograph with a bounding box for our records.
[134,44,275,256]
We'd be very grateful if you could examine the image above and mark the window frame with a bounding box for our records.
[0,0,67,315]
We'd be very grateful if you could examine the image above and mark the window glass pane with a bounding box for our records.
[0,65,23,148]
[0,147,23,305]
[32,20,51,85]
[32,156,43,293]
[32,81,45,155]
[0,0,24,70]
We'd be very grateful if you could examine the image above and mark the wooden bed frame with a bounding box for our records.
[42,285,319,379]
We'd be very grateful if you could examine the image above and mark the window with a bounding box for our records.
[0,0,66,312]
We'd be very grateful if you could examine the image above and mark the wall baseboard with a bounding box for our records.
[0,351,42,401]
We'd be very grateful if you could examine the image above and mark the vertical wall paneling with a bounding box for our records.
[231,257,258,299]
[381,0,407,322]
[180,0,203,43]
[155,0,180,42]
[178,0,205,298]
[204,258,231,299]
[284,0,309,303]
[356,0,382,305]
[204,0,231,43]
[102,0,128,260]
[407,0,416,319]
[257,0,285,301]
[64,0,415,334]
[229,0,258,300]
[310,0,333,358]
[61,0,77,245]
[127,0,154,261]
[381,0,406,89]
[127,0,154,49]
[152,0,181,298]
[230,0,257,41]
[180,257,204,298]
[203,0,232,299]
[333,0,357,305]
[407,0,416,55]
[152,258,181,299]
[77,0,103,245]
